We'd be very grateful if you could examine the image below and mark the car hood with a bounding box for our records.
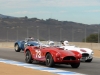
[59,50,77,57]
[48,47,77,57]
[27,41,39,46]
[61,46,93,54]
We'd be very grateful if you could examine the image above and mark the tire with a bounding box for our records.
[45,53,54,67]
[71,62,80,68]
[85,59,93,62]
[25,51,33,63]
[14,44,21,52]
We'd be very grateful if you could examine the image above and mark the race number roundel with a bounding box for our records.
[35,50,41,58]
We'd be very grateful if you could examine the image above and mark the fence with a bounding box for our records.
[0,26,100,42]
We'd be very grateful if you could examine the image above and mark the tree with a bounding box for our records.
[25,16,28,19]
[82,33,99,43]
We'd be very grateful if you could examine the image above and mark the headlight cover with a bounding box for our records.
[91,51,94,55]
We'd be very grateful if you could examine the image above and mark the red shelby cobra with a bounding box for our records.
[24,43,82,68]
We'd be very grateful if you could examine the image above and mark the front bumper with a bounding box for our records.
[54,56,80,64]
[81,53,93,61]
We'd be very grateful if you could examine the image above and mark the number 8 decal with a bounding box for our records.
[35,50,41,58]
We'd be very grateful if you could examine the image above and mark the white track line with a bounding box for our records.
[0,58,87,75]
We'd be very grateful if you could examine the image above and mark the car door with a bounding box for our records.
[33,46,45,61]
[21,41,26,50]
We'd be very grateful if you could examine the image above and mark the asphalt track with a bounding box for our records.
[0,48,100,75]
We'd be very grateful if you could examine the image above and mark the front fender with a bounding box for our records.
[71,51,82,59]
[14,41,24,50]
[46,50,59,62]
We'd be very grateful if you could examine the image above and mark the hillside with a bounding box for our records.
[0,14,17,19]
[0,15,100,42]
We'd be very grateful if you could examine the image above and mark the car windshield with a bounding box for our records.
[25,38,38,42]
[27,41,40,46]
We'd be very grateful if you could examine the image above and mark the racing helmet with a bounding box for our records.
[28,37,34,41]
[30,37,34,41]
[63,40,69,46]
[48,41,55,46]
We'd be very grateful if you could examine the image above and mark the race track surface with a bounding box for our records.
[0,48,100,75]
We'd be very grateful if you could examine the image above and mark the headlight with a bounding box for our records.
[77,54,82,59]
[56,52,60,58]
[91,51,94,55]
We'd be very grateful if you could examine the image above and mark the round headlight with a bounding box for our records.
[91,51,94,55]
[56,52,60,58]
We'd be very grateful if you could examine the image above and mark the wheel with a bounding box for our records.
[25,50,33,63]
[85,59,93,62]
[71,62,80,68]
[45,53,54,67]
[14,44,21,52]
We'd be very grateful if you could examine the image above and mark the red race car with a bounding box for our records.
[24,43,82,68]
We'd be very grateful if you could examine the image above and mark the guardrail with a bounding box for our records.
[0,42,14,48]
[0,42,100,50]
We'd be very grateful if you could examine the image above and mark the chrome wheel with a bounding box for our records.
[14,44,21,52]
[25,51,33,63]
[15,45,18,51]
[46,56,50,65]
[45,53,54,67]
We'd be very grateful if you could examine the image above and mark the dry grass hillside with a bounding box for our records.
[0,17,100,42]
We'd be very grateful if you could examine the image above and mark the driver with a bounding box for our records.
[60,40,69,46]
[48,41,55,47]
[28,37,34,41]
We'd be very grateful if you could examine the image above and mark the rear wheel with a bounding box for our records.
[25,51,33,63]
[15,44,21,52]
[45,53,54,67]
[71,62,80,68]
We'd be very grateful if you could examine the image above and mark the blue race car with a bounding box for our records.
[14,38,39,52]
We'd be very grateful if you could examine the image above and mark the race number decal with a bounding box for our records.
[35,50,41,58]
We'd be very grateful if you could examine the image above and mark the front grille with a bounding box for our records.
[63,56,76,60]
[82,53,89,57]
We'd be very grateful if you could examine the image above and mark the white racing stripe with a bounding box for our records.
[0,58,86,75]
